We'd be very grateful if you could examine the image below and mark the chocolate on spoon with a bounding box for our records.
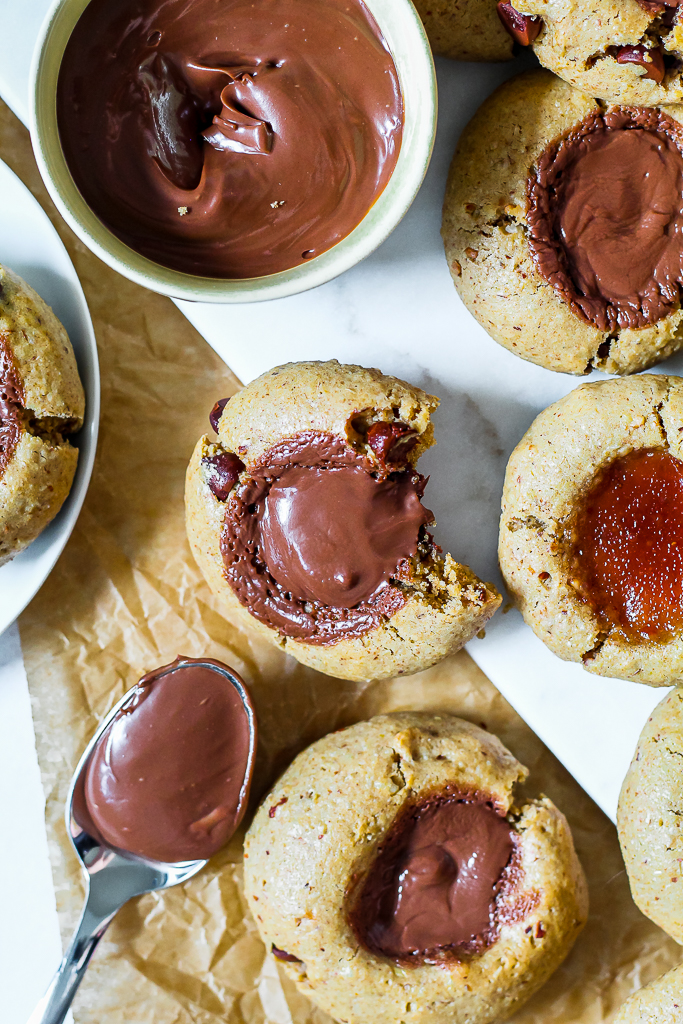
[28,656,257,1024]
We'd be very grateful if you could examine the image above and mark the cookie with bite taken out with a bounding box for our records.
[185,360,500,682]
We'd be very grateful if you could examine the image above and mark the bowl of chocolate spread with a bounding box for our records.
[30,0,436,302]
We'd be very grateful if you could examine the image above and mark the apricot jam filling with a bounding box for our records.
[571,448,683,642]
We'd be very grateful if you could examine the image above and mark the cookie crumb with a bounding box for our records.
[178,206,189,216]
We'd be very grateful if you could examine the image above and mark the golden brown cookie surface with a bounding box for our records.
[613,962,683,1023]
[499,375,683,686]
[618,686,683,942]
[442,70,683,375]
[0,264,85,564]
[186,360,500,682]
[243,712,588,1024]
[517,0,683,105]
[412,0,514,60]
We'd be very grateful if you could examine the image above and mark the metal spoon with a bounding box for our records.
[26,661,248,1024]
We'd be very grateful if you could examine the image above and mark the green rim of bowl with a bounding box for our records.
[30,0,437,303]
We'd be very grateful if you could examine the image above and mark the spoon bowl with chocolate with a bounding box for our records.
[27,656,257,1024]
[30,0,435,302]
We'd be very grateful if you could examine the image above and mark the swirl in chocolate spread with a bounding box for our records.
[0,339,24,474]
[348,791,518,964]
[83,657,256,863]
[527,107,683,332]
[213,431,434,645]
[56,0,403,279]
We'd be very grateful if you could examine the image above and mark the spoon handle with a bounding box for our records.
[26,887,119,1024]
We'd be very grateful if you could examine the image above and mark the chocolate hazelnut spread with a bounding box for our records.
[217,431,434,645]
[527,107,683,331]
[83,657,256,863]
[0,339,23,475]
[56,0,403,279]
[571,448,683,642]
[349,792,516,964]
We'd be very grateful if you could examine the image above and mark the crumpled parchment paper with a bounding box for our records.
[0,98,679,1023]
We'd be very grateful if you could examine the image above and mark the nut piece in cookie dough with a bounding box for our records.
[618,685,683,942]
[442,69,683,375]
[501,0,683,106]
[0,264,85,564]
[411,0,515,61]
[186,360,500,682]
[612,962,683,1023]
[499,374,683,686]
[243,712,588,1024]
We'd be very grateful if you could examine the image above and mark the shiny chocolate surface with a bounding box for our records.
[528,107,683,332]
[57,0,403,279]
[220,431,433,644]
[84,657,256,862]
[349,793,516,963]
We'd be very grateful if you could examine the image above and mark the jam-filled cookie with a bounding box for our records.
[443,70,683,375]
[499,375,683,686]
[618,686,683,941]
[498,0,683,106]
[412,0,514,61]
[186,361,500,682]
[613,963,683,1023]
[0,264,85,564]
[243,713,588,1024]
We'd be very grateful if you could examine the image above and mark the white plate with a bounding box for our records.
[0,156,99,631]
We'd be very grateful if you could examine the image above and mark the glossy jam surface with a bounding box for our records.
[572,448,683,640]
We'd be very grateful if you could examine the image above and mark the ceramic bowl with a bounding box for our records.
[30,0,436,303]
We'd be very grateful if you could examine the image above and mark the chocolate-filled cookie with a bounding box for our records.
[244,713,588,1024]
[0,265,84,563]
[443,70,683,375]
[186,361,500,682]
[618,686,683,942]
[499,0,683,106]
[499,374,683,686]
[612,963,683,1023]
[412,0,515,61]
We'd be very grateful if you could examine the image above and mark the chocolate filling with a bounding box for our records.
[527,107,683,331]
[217,431,434,645]
[83,657,256,863]
[348,791,517,965]
[56,0,403,279]
[0,337,24,474]
[635,0,678,16]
